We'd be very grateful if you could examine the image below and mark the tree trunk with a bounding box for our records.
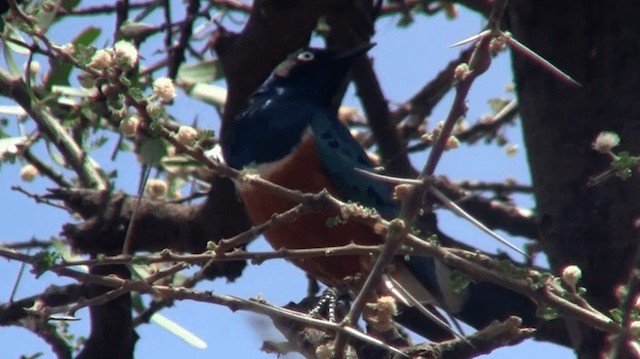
[508,1,640,357]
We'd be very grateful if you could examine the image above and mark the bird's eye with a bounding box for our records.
[297,51,315,62]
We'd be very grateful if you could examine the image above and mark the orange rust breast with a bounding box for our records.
[239,135,382,285]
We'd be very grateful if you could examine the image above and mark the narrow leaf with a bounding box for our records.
[35,0,62,32]
[60,0,82,12]
[47,27,101,89]
[4,26,31,55]
[139,138,168,166]
[187,83,227,107]
[3,34,25,76]
[151,313,208,349]
[178,60,223,84]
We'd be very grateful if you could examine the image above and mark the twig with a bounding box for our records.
[22,147,72,188]
[58,1,157,16]
[11,186,69,210]
[2,238,53,250]
[607,226,640,357]
[456,179,533,194]
[0,69,107,189]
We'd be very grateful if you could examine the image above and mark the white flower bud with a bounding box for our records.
[89,49,114,70]
[561,265,582,289]
[592,131,620,154]
[113,40,138,69]
[120,116,140,137]
[454,63,470,82]
[444,135,460,150]
[20,164,39,182]
[153,77,177,102]
[146,178,168,199]
[176,126,198,145]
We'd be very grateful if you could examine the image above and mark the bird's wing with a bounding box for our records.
[225,100,318,169]
[309,109,398,218]
[309,109,539,336]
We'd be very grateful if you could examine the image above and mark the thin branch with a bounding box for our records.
[456,179,533,194]
[0,69,107,189]
[57,1,157,16]
[166,0,200,79]
[11,186,70,211]
[22,147,72,188]
[2,238,53,250]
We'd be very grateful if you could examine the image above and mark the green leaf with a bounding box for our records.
[119,20,155,40]
[89,135,108,150]
[488,98,511,114]
[177,60,223,84]
[161,155,200,168]
[129,86,145,101]
[60,0,81,12]
[75,43,97,64]
[35,0,62,32]
[47,27,101,90]
[32,250,61,277]
[187,83,227,107]
[46,141,67,168]
[51,237,85,263]
[52,85,94,97]
[610,308,623,323]
[2,31,26,76]
[74,27,102,48]
[449,269,471,294]
[139,138,168,166]
[151,313,207,349]
[194,129,215,147]
[537,305,561,321]
[612,151,639,171]
[3,25,31,55]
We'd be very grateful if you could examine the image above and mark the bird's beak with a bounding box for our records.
[334,43,376,61]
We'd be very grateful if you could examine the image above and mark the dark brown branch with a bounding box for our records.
[409,316,534,359]
[457,179,533,194]
[0,284,84,326]
[166,0,200,79]
[379,0,493,18]
[57,1,157,16]
[29,320,73,359]
[215,0,324,133]
[76,264,137,359]
[46,179,249,282]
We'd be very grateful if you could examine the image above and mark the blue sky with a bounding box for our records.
[0,2,573,358]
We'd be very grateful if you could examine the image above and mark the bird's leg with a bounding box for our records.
[308,285,352,322]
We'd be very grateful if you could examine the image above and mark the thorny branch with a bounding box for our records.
[0,0,608,357]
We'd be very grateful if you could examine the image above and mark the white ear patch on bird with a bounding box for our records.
[296,50,315,62]
[273,53,298,78]
[273,49,317,78]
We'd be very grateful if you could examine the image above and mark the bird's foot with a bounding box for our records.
[308,286,351,322]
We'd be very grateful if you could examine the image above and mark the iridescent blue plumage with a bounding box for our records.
[221,44,537,340]
[223,45,397,217]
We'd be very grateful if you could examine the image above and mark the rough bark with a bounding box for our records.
[508,1,640,357]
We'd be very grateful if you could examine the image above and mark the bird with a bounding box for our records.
[220,43,537,340]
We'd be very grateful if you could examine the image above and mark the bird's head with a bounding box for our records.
[264,43,375,106]
[221,44,374,170]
